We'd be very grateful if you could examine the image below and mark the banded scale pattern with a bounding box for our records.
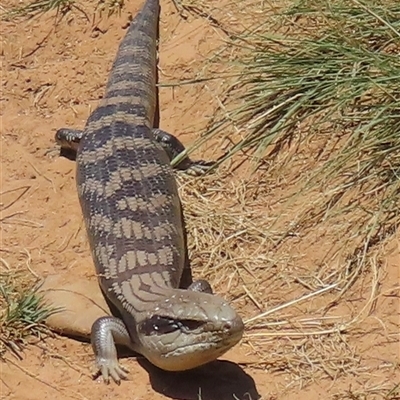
[70,0,243,384]
[76,0,184,303]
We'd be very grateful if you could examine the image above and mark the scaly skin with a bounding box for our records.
[55,127,213,175]
[70,0,243,384]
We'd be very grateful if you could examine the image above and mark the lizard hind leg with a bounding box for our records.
[54,128,84,160]
[53,127,214,175]
[152,128,214,176]
[55,128,83,152]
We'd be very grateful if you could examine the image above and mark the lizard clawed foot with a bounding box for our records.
[92,358,129,385]
[91,316,132,385]
[181,160,215,176]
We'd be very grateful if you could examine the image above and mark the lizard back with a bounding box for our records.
[76,0,185,317]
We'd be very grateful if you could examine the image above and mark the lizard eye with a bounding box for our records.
[138,315,205,336]
[139,315,179,335]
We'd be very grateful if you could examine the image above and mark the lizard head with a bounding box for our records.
[133,289,244,371]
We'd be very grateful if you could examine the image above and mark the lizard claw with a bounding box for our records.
[187,162,214,176]
[92,358,129,385]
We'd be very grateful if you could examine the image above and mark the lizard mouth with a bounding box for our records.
[156,325,243,358]
[146,338,241,371]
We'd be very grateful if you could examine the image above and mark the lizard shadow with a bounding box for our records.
[136,357,260,400]
[59,147,77,161]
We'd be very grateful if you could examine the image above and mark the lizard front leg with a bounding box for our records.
[91,316,132,385]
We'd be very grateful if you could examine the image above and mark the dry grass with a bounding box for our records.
[0,187,57,360]
[174,0,400,256]
[0,0,123,20]
[171,10,399,395]
[333,382,400,400]
[0,255,56,360]
[176,168,397,392]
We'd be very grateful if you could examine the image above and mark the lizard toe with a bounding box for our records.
[92,359,129,385]
[109,363,129,385]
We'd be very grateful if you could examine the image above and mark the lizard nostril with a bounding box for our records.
[224,317,245,334]
[223,321,233,331]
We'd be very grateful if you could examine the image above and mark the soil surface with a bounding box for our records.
[1,1,399,399]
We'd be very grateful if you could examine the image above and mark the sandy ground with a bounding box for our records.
[1,1,399,399]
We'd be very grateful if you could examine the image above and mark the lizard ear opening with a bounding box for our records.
[138,315,205,336]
